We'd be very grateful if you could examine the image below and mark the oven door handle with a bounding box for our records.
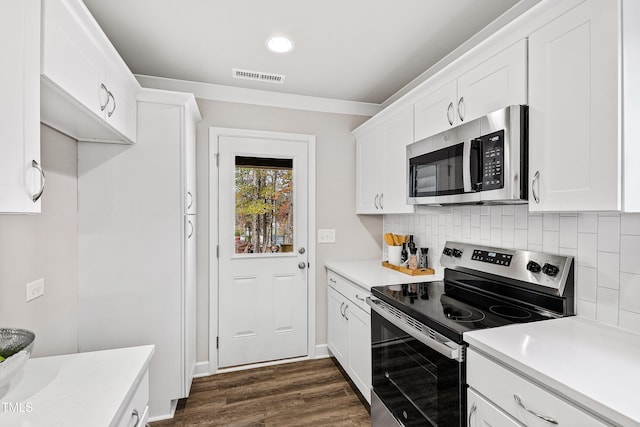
[367,297,462,361]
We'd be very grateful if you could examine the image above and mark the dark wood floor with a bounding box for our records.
[151,358,371,426]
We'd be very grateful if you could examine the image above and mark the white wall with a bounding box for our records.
[194,99,382,362]
[0,125,78,357]
[385,206,640,332]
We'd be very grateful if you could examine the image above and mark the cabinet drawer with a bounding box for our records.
[115,370,149,427]
[468,388,521,427]
[327,270,370,313]
[467,349,608,426]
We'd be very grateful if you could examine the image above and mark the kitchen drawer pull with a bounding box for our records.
[131,408,141,427]
[374,194,380,210]
[344,304,349,321]
[513,394,558,425]
[329,278,336,284]
[107,90,116,117]
[187,191,194,209]
[447,102,454,125]
[458,97,465,121]
[532,170,540,204]
[188,219,194,238]
[379,193,384,210]
[355,294,366,302]
[99,83,109,111]
[32,160,45,202]
[340,302,345,317]
[468,402,477,426]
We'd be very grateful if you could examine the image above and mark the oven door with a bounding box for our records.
[369,299,466,427]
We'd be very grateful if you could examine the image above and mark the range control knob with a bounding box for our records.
[542,263,560,277]
[526,261,542,273]
[452,249,463,258]
[443,247,453,256]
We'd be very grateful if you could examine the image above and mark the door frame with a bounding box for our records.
[208,127,316,374]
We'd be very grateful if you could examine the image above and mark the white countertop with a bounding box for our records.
[464,317,640,426]
[0,345,155,426]
[325,259,443,290]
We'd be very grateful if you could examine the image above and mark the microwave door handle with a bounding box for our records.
[463,140,472,193]
[470,138,483,192]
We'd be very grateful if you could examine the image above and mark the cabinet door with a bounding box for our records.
[528,0,619,211]
[183,215,196,395]
[41,0,106,119]
[104,58,139,143]
[327,287,348,364]
[355,129,384,214]
[457,39,527,124]
[346,304,371,403]
[414,80,457,141]
[467,389,521,427]
[0,0,41,213]
[381,107,414,214]
[184,114,197,214]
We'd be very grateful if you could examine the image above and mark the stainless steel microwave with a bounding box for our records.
[407,105,528,205]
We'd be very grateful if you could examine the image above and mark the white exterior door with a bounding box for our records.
[218,134,309,368]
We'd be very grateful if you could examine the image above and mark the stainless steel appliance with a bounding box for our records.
[407,105,528,205]
[367,241,574,427]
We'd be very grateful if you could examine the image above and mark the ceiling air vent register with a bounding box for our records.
[232,68,285,84]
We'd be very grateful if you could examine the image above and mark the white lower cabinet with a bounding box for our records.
[115,370,149,427]
[467,389,521,427]
[467,349,608,427]
[327,270,371,403]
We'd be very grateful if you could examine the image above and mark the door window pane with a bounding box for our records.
[234,156,293,254]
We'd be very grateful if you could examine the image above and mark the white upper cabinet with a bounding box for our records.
[414,40,527,142]
[355,107,414,214]
[41,0,140,144]
[0,0,43,214]
[528,0,619,211]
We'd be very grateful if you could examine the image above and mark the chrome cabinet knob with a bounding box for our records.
[298,262,306,269]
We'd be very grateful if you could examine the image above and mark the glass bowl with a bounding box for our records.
[0,328,36,392]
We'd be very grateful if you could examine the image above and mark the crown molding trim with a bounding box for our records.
[135,75,381,117]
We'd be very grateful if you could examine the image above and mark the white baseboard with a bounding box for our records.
[193,361,210,378]
[148,400,178,423]
[315,344,330,359]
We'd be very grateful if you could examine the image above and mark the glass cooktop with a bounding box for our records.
[371,280,558,343]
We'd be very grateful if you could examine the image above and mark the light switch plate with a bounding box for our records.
[26,278,44,302]
[318,229,336,243]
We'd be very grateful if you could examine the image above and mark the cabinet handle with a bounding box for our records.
[379,193,384,210]
[458,97,465,121]
[468,402,476,426]
[187,191,194,209]
[329,278,336,284]
[513,394,558,425]
[355,294,365,302]
[340,302,345,317]
[107,90,116,118]
[187,220,194,238]
[344,304,349,321]
[131,408,141,427]
[447,102,454,125]
[99,83,109,111]
[374,194,380,210]
[31,160,45,202]
[532,170,540,204]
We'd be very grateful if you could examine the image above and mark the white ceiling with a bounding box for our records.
[83,0,523,105]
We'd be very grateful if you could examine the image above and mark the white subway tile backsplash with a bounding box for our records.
[620,272,640,313]
[596,288,619,326]
[619,310,640,334]
[559,216,578,249]
[578,213,598,233]
[621,214,640,235]
[383,210,640,330]
[543,213,560,231]
[577,266,597,302]
[598,215,621,253]
[597,252,620,289]
[543,231,559,254]
[528,216,543,245]
[620,235,640,274]
[577,299,597,320]
[577,233,598,268]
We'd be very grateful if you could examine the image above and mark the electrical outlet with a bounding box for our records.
[26,278,44,302]
[318,229,336,243]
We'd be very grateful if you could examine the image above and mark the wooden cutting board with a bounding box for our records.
[382,261,435,276]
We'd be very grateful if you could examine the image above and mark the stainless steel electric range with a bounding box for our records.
[367,241,575,427]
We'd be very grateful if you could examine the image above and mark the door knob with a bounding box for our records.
[298,247,306,254]
[298,262,306,269]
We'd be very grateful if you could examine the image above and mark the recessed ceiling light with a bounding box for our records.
[266,36,294,53]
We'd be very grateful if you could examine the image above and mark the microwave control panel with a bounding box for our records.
[481,130,504,191]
